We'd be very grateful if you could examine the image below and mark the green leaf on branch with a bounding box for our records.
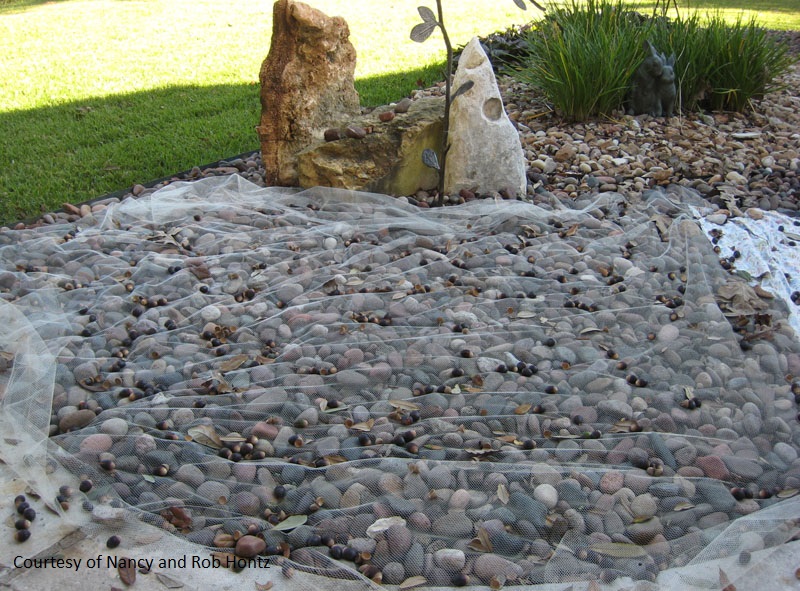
[410,21,438,43]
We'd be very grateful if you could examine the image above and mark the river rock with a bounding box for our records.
[236,535,266,558]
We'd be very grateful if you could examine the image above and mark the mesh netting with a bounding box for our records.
[1,174,799,588]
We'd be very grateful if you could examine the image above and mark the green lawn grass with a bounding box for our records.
[1,0,798,225]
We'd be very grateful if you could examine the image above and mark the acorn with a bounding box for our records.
[15,530,31,543]
[106,535,121,549]
[15,519,31,530]
[329,545,344,559]
[452,573,470,586]
[342,547,359,562]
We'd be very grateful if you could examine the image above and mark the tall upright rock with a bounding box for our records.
[444,37,527,197]
[257,0,360,186]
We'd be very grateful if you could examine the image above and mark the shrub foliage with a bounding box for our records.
[506,0,795,120]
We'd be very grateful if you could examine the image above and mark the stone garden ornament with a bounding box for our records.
[412,0,544,205]
[628,40,677,117]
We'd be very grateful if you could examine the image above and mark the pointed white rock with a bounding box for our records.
[444,37,527,197]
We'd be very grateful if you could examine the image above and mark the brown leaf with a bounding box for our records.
[118,564,136,585]
[155,573,183,588]
[389,399,420,411]
[564,224,579,237]
[514,403,532,415]
[399,577,427,590]
[219,354,248,372]
[186,424,222,448]
[351,419,375,432]
[255,582,274,591]
[468,527,493,553]
[490,574,506,590]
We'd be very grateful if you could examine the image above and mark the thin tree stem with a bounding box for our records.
[436,0,452,206]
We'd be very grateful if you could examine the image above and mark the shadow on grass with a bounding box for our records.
[627,1,800,17]
[0,64,446,226]
[0,0,70,14]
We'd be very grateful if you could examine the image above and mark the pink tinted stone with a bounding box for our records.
[696,455,730,480]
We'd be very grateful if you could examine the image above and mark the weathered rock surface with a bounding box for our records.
[257,0,360,187]
[444,37,527,197]
[296,97,444,195]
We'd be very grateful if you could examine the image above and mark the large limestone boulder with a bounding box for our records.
[444,37,527,197]
[257,0,360,186]
[296,97,444,196]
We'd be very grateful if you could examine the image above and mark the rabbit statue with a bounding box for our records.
[628,41,676,117]
[657,52,677,117]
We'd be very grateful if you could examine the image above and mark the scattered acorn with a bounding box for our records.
[15,529,31,543]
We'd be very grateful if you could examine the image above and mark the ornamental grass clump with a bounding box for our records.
[513,1,795,120]
[513,0,649,121]
[696,15,794,112]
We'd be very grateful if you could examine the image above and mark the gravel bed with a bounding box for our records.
[1,35,799,590]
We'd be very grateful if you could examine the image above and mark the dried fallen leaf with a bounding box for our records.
[754,284,774,299]
[467,527,493,553]
[609,418,640,433]
[219,354,248,372]
[495,434,518,443]
[255,581,274,591]
[367,517,406,538]
[156,572,184,588]
[351,419,375,432]
[389,400,420,411]
[399,576,427,590]
[272,514,307,531]
[490,574,506,590]
[673,502,695,512]
[497,483,509,505]
[187,424,222,449]
[118,563,136,585]
[515,403,532,415]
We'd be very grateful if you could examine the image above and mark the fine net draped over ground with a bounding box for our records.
[1,175,799,588]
